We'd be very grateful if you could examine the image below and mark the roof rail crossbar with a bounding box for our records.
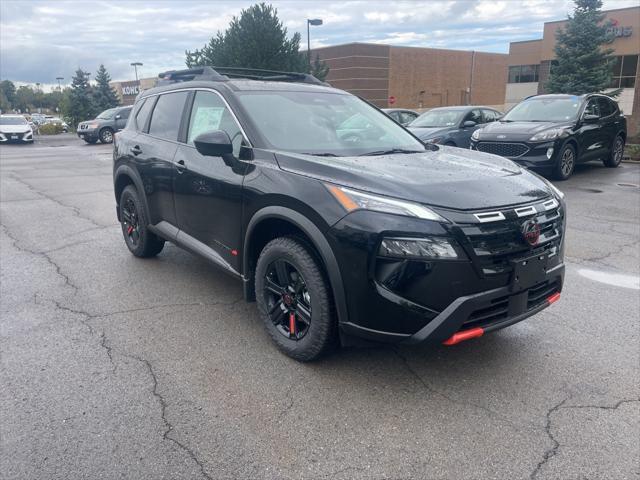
[157,66,228,84]
[211,66,326,85]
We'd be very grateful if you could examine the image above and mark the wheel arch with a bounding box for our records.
[113,165,150,223]
[243,206,348,326]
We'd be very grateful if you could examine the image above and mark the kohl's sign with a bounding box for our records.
[607,19,632,38]
[121,82,141,97]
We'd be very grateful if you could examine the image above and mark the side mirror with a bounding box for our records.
[462,120,477,128]
[115,114,121,120]
[583,114,599,124]
[193,130,233,157]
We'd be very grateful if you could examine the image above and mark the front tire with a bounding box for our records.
[119,185,164,257]
[84,138,98,144]
[603,135,624,168]
[255,237,336,362]
[553,143,576,181]
[99,128,114,144]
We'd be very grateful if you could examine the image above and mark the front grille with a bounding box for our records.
[527,280,559,309]
[459,204,564,276]
[476,142,529,157]
[7,132,24,140]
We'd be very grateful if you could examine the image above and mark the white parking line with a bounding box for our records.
[578,268,640,290]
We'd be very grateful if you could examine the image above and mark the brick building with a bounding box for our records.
[311,43,508,110]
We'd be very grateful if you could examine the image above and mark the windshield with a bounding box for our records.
[236,91,425,156]
[0,117,27,125]
[409,109,464,128]
[96,108,117,120]
[503,97,581,122]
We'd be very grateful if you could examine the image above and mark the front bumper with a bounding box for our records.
[330,199,566,346]
[77,127,99,141]
[471,140,559,172]
[0,131,34,143]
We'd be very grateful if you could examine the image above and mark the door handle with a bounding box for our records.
[130,145,142,156]
[175,159,186,173]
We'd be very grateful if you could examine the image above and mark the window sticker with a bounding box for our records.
[189,107,224,143]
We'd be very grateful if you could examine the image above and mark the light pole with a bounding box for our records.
[307,18,323,69]
[56,77,64,91]
[130,62,143,84]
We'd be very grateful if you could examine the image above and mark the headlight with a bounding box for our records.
[544,178,565,199]
[326,184,447,222]
[529,128,566,142]
[88,123,99,129]
[424,136,443,144]
[379,237,459,259]
[471,129,481,140]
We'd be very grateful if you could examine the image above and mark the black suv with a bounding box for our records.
[113,67,566,361]
[470,94,626,180]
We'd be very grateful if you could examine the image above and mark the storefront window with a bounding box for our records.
[610,55,637,88]
[507,64,540,83]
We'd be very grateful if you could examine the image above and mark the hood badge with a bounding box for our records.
[521,219,541,246]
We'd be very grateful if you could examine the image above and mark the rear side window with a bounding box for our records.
[119,108,131,120]
[400,111,418,124]
[148,91,189,141]
[133,98,154,132]
[464,109,483,124]
[597,97,616,117]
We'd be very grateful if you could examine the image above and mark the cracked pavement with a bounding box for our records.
[1,134,638,479]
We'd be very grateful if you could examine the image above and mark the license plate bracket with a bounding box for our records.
[511,253,548,290]
[11,135,18,139]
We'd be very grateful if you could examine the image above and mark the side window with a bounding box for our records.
[387,111,400,122]
[464,109,482,124]
[583,99,600,117]
[187,91,244,157]
[133,98,154,132]
[597,98,615,117]
[401,111,418,124]
[482,110,497,123]
[119,108,131,120]
[148,91,189,141]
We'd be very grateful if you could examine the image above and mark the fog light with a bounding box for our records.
[546,147,554,159]
[379,237,459,259]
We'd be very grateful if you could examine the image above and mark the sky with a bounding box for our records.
[1,0,638,90]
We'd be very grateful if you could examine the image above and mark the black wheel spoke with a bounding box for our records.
[273,260,290,286]
[270,307,285,326]
[268,299,283,315]
[296,303,312,325]
[265,277,284,296]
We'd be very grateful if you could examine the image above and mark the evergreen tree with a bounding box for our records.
[310,54,329,82]
[93,64,120,112]
[63,69,96,126]
[186,2,328,80]
[0,80,17,108]
[546,0,614,94]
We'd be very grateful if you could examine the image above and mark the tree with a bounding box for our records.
[62,68,96,126]
[186,2,328,80]
[310,54,329,82]
[93,64,120,112]
[14,86,36,112]
[546,0,614,94]
[0,80,16,108]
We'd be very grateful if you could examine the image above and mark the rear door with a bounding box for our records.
[114,107,131,131]
[578,98,604,161]
[597,96,620,153]
[134,91,189,226]
[173,89,249,271]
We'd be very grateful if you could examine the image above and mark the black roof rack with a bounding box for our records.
[157,66,327,86]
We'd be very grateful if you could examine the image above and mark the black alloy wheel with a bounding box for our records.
[553,144,576,180]
[119,185,165,257]
[604,135,625,168]
[263,259,313,340]
[121,197,141,248]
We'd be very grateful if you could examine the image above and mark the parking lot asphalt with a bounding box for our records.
[1,133,638,480]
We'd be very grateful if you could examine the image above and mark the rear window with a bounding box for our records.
[148,92,189,141]
[132,98,155,132]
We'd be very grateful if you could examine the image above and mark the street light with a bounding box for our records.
[56,77,64,91]
[307,18,323,69]
[130,62,143,84]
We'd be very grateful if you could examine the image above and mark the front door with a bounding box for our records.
[173,90,249,271]
[578,98,605,161]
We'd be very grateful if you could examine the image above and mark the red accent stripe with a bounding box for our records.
[289,312,296,335]
[547,292,561,304]
[443,327,484,346]
[231,249,238,256]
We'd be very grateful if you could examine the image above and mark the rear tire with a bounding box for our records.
[603,135,624,168]
[255,237,336,362]
[119,185,164,257]
[552,143,576,181]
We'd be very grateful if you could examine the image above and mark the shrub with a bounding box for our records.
[38,123,64,135]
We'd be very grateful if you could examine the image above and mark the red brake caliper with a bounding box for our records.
[289,312,296,336]
[127,225,134,235]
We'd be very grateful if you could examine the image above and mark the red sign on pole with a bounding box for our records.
[388,96,396,105]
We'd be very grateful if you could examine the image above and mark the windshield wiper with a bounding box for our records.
[303,152,341,157]
[359,148,424,156]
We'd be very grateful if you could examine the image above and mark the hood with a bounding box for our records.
[407,126,453,140]
[0,124,32,134]
[275,147,552,211]
[476,120,573,141]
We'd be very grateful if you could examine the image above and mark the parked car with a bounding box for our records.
[382,108,419,126]
[470,94,626,180]
[77,106,132,144]
[113,66,566,361]
[408,106,502,147]
[0,114,34,143]
[44,116,69,132]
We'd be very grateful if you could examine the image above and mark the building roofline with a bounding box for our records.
[543,5,639,25]
[311,41,507,56]
[509,39,542,45]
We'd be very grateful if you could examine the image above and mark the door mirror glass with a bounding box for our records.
[583,114,599,123]
[193,130,233,157]
[115,114,121,120]
[462,120,477,128]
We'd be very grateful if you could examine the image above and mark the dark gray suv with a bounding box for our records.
[77,106,132,144]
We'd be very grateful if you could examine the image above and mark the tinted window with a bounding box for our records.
[149,91,189,141]
[133,98,154,132]
[464,109,482,124]
[482,110,499,122]
[400,111,418,124]
[598,97,616,117]
[187,90,244,156]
